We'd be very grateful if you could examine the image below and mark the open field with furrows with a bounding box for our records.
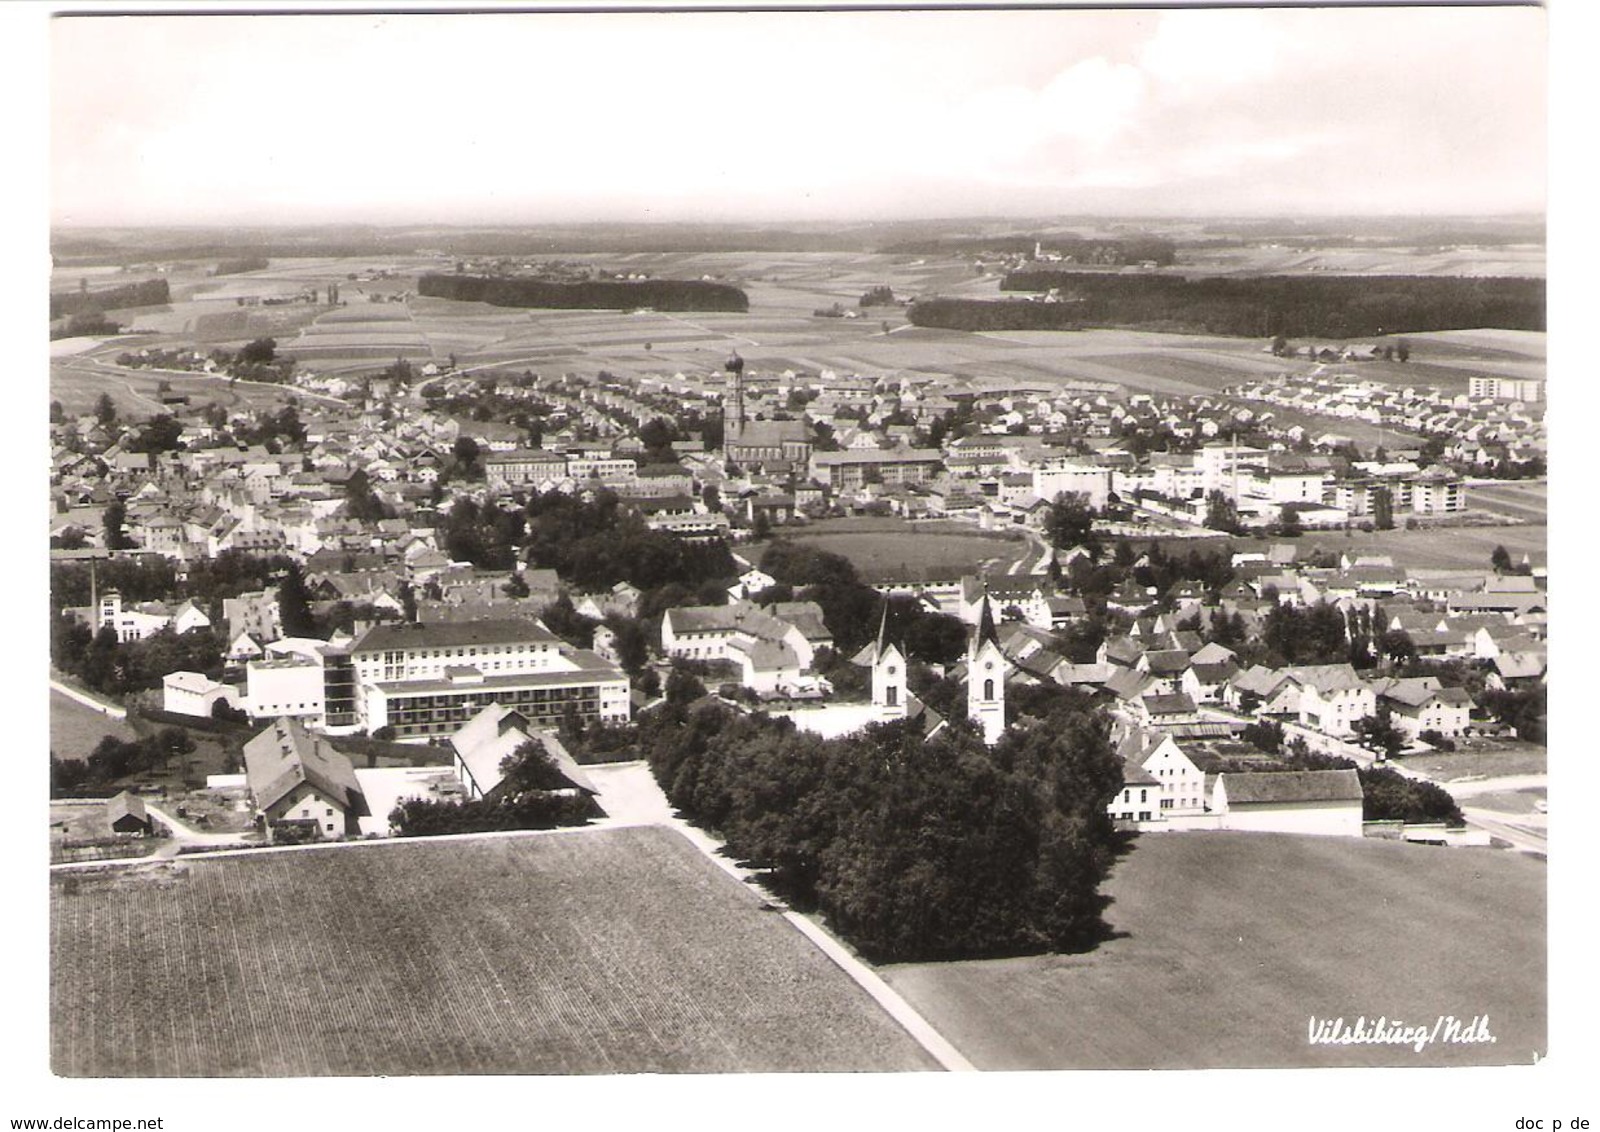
[51,825,938,1076]
[881,831,1545,1069]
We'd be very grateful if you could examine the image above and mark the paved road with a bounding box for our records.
[1461,807,1547,855]
[1434,773,1547,798]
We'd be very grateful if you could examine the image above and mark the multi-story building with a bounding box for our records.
[243,654,326,726]
[565,454,638,487]
[349,619,630,741]
[809,448,943,490]
[484,449,571,491]
[1032,458,1113,510]
[1468,376,1543,403]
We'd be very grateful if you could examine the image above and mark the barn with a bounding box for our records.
[1212,770,1365,838]
[106,791,152,836]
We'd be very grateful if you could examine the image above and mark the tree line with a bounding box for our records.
[878,235,1177,265]
[418,273,750,313]
[975,272,1547,337]
[50,278,171,320]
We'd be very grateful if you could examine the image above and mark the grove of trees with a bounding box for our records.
[909,274,1544,337]
[418,273,749,313]
[639,690,1125,963]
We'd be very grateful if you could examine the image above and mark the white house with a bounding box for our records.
[162,671,239,718]
[1282,665,1376,737]
[1109,729,1206,824]
[1370,677,1474,739]
[242,718,367,840]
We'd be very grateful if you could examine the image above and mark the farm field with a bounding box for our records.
[1398,743,1548,783]
[50,689,134,758]
[753,518,1031,579]
[786,531,1027,579]
[52,254,1548,406]
[1174,244,1546,278]
[50,825,939,1076]
[880,831,1545,1069]
[1233,523,1547,572]
[49,351,341,418]
[1466,481,1548,524]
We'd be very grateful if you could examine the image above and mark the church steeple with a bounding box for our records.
[870,599,907,720]
[976,589,1000,649]
[967,593,1006,745]
[723,350,746,444]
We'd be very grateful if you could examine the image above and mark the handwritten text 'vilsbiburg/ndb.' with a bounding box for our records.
[1308,1015,1495,1053]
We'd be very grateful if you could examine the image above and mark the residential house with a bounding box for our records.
[242,717,369,839]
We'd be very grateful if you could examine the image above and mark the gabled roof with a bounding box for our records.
[1229,665,1291,698]
[243,718,367,817]
[106,790,148,826]
[766,601,832,643]
[1493,651,1547,679]
[450,703,597,799]
[1142,692,1197,716]
[1101,636,1145,666]
[1370,676,1451,708]
[1190,661,1240,685]
[1189,641,1238,666]
[1219,769,1363,805]
[1104,667,1154,701]
[1143,649,1192,676]
[1281,664,1369,695]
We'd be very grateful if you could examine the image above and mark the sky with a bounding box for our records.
[48,5,1545,227]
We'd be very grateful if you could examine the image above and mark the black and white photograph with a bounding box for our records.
[10,0,1586,1124]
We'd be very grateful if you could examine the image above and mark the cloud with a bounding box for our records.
[48,8,1545,224]
[1137,9,1293,90]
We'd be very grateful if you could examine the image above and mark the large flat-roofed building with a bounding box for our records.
[350,619,630,741]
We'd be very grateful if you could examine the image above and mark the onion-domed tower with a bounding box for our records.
[722,350,746,444]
